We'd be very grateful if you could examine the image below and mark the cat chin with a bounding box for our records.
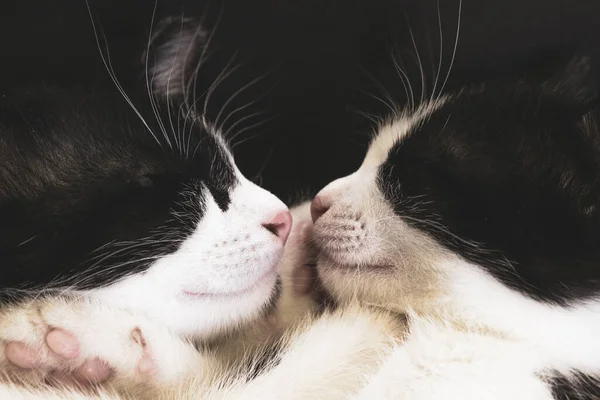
[91,168,293,338]
[80,176,291,339]
[89,271,281,340]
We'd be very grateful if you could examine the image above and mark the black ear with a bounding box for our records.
[542,56,599,111]
[142,16,206,99]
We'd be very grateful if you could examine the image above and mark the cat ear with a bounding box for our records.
[143,16,206,100]
[542,55,598,111]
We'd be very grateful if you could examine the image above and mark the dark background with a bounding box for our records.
[0,0,599,202]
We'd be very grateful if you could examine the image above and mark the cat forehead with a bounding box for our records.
[198,116,236,163]
[88,92,239,182]
[363,84,563,171]
[362,97,450,169]
[193,117,240,189]
[0,87,241,204]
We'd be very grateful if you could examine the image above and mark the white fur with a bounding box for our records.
[198,307,404,400]
[351,319,554,400]
[0,384,119,400]
[0,297,210,388]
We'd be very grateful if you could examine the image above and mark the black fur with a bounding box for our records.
[549,371,600,400]
[4,0,600,202]
[379,57,600,305]
[0,85,236,297]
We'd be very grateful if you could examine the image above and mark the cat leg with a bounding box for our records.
[202,306,406,400]
[0,295,209,392]
[351,319,554,400]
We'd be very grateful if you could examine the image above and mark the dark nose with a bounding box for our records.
[262,210,293,243]
[310,194,331,223]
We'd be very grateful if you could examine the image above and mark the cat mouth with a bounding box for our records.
[318,255,390,272]
[182,268,277,300]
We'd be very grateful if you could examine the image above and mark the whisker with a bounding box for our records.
[70,255,163,289]
[438,0,462,98]
[185,2,225,115]
[144,0,173,149]
[405,12,426,105]
[165,14,187,155]
[392,50,415,111]
[85,0,161,146]
[176,4,219,157]
[349,109,384,125]
[251,146,274,186]
[215,72,268,133]
[230,116,277,150]
[227,110,270,142]
[202,52,241,118]
[430,0,444,101]
[359,67,398,117]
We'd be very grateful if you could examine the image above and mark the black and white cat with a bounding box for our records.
[0,6,347,396]
[0,76,305,384]
[4,2,600,397]
[0,9,354,396]
[4,46,600,399]
[309,56,600,399]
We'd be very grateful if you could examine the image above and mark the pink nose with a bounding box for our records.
[310,194,331,222]
[262,210,293,243]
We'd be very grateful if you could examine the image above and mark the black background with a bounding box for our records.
[0,0,598,202]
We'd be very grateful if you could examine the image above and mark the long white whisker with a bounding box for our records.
[227,110,270,142]
[144,0,173,149]
[86,239,169,272]
[392,51,415,111]
[85,0,160,146]
[176,2,220,157]
[405,13,426,105]
[71,256,163,288]
[349,109,384,125]
[166,15,187,155]
[202,52,241,118]
[219,97,261,138]
[185,2,224,114]
[252,146,274,186]
[438,0,462,98]
[178,18,212,158]
[149,63,173,148]
[359,67,398,117]
[183,112,196,160]
[430,0,444,101]
[360,89,397,117]
[214,72,268,132]
[231,116,277,150]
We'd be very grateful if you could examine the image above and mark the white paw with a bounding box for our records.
[0,295,207,388]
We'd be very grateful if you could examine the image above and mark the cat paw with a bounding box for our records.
[0,296,205,388]
[284,204,316,296]
[270,202,323,328]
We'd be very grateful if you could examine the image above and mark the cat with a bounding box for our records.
[0,11,390,398]
[0,199,402,399]
[0,66,307,391]
[307,55,600,400]
[3,54,599,399]
[5,3,600,398]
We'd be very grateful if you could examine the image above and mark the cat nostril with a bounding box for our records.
[262,210,293,243]
[311,194,331,223]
